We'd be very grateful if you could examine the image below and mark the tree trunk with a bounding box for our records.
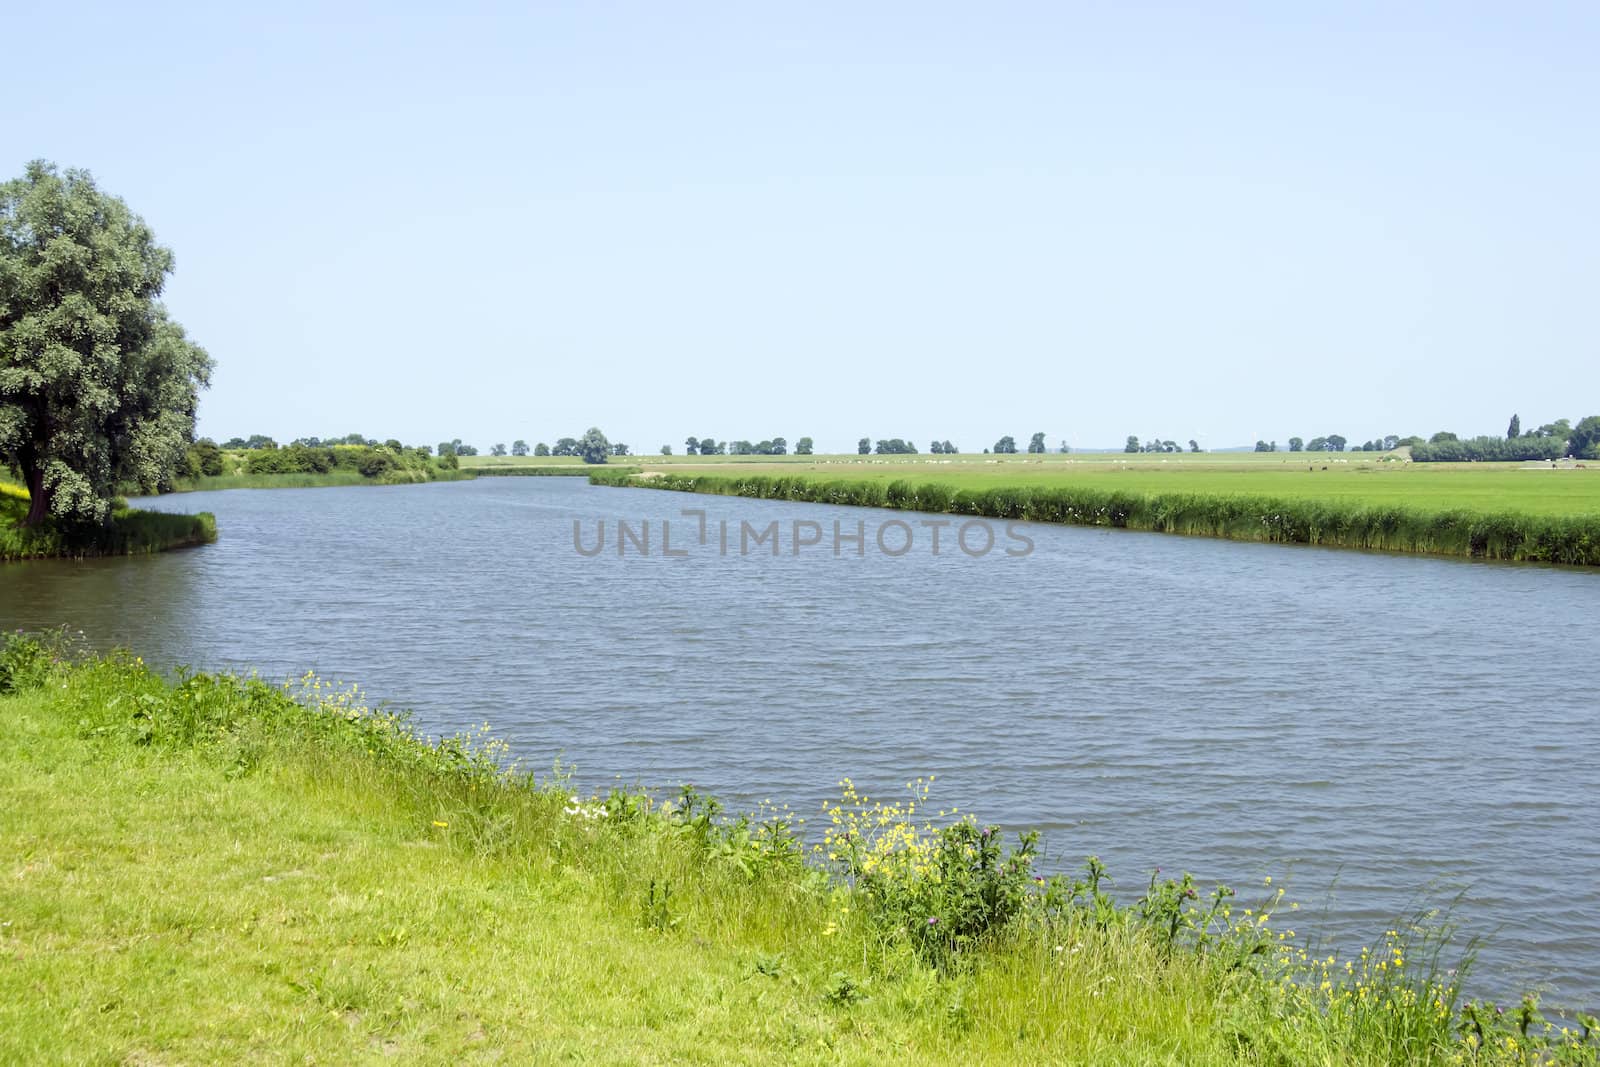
[23,464,50,527]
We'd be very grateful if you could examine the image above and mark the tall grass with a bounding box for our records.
[1,634,1593,1062]
[164,467,478,493]
[0,483,216,560]
[169,469,371,491]
[590,471,1600,566]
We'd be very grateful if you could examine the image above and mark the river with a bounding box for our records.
[2,476,1595,1007]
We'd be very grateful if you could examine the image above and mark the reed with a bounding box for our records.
[591,472,1600,566]
[1,483,216,560]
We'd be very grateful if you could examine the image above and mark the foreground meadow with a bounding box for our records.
[1,635,1592,1064]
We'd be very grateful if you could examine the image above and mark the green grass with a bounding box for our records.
[568,452,1600,518]
[169,469,372,491]
[164,468,477,493]
[0,482,216,561]
[164,450,1600,518]
[819,462,1599,518]
[590,456,1600,565]
[0,636,1592,1064]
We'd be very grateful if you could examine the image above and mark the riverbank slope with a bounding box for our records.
[1,637,1588,1063]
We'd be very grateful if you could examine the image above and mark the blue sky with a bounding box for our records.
[6,2,1596,451]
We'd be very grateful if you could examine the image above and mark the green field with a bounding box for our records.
[466,451,1600,518]
[2,635,1589,1064]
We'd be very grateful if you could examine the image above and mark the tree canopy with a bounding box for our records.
[577,427,610,464]
[1,161,212,525]
[1568,416,1600,459]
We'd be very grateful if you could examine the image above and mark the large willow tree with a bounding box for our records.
[0,161,211,526]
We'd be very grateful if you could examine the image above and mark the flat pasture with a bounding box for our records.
[569,452,1600,518]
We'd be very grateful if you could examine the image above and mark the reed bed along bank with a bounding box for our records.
[589,471,1600,566]
[1,632,1594,1063]
[165,467,478,493]
[0,483,216,561]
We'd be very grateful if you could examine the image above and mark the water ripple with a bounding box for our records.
[1,476,1596,1007]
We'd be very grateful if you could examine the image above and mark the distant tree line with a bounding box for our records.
[1234,412,1599,462]
[221,434,282,450]
[1263,434,1401,453]
[728,438,787,455]
[1411,435,1567,462]
[537,429,616,463]
[683,436,811,456]
[1411,414,1599,462]
[211,414,1600,470]
[199,434,459,479]
[1126,436,1186,453]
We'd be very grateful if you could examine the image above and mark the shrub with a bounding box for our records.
[1411,436,1567,462]
[0,631,58,693]
[184,439,224,478]
[358,451,396,478]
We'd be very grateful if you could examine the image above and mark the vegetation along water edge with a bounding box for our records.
[0,632,1592,1064]
[588,470,1600,567]
[0,483,215,562]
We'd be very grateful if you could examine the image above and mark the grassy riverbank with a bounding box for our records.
[589,468,1600,566]
[164,468,476,493]
[161,442,476,494]
[1,635,1591,1064]
[0,483,216,561]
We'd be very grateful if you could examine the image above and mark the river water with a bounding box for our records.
[2,477,1596,1007]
